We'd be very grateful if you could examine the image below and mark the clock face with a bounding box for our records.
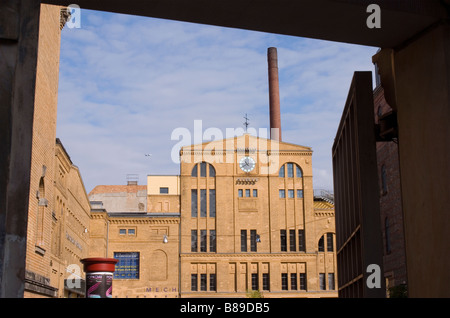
[239,156,256,173]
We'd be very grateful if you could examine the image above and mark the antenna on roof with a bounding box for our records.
[243,113,250,132]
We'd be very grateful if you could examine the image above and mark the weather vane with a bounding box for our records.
[243,113,250,132]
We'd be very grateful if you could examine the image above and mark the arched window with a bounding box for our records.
[191,162,216,178]
[279,163,302,178]
[318,233,334,252]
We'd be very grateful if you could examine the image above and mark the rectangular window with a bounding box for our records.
[113,252,140,279]
[210,274,217,291]
[300,273,307,290]
[159,187,169,194]
[289,229,296,251]
[209,189,216,217]
[281,273,288,290]
[241,230,247,252]
[280,230,287,252]
[253,189,258,197]
[287,163,294,177]
[200,274,207,291]
[191,274,198,291]
[119,229,126,235]
[279,189,285,198]
[319,273,326,290]
[288,189,294,198]
[128,229,135,235]
[327,233,334,252]
[251,273,258,291]
[210,230,216,252]
[200,189,207,217]
[262,273,270,291]
[250,230,257,252]
[297,189,303,198]
[238,189,243,197]
[291,273,298,290]
[298,229,306,252]
[328,273,335,290]
[245,189,251,197]
[200,230,207,252]
[191,190,197,217]
[191,230,197,252]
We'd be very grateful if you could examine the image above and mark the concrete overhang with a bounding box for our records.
[42,0,449,48]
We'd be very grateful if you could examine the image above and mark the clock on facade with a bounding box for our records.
[239,156,256,173]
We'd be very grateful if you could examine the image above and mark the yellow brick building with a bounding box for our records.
[178,133,337,298]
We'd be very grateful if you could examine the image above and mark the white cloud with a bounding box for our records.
[57,9,378,193]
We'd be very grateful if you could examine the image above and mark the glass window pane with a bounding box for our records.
[319,273,326,290]
[200,162,207,177]
[238,189,243,197]
[191,190,197,217]
[245,189,250,197]
[300,273,307,290]
[209,164,215,177]
[298,229,306,252]
[200,189,207,217]
[327,233,334,252]
[210,230,216,252]
[280,230,287,252]
[281,273,288,290]
[209,189,216,217]
[191,274,198,291]
[279,165,285,177]
[119,229,126,235]
[328,273,335,290]
[160,187,169,194]
[318,235,325,252]
[200,230,207,252]
[291,273,298,290]
[279,189,285,198]
[296,165,302,178]
[241,230,247,252]
[191,230,197,252]
[250,230,257,252]
[289,229,296,251]
[253,189,258,197]
[252,273,258,291]
[263,273,270,291]
[210,274,216,291]
[191,164,198,177]
[200,274,207,291]
[114,252,139,279]
[297,189,303,198]
[288,189,294,198]
[287,163,294,177]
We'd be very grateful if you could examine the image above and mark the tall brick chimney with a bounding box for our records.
[267,47,282,141]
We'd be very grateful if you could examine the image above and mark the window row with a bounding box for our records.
[279,163,302,178]
[280,229,306,252]
[191,189,216,217]
[191,162,216,178]
[119,228,136,235]
[279,189,303,198]
[238,189,258,197]
[191,230,216,253]
[189,272,335,292]
[191,273,216,292]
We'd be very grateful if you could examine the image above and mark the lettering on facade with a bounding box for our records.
[66,232,83,251]
[145,287,178,293]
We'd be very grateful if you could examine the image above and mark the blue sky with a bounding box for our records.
[57,9,378,193]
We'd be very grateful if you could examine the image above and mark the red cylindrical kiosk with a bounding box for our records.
[81,258,118,298]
